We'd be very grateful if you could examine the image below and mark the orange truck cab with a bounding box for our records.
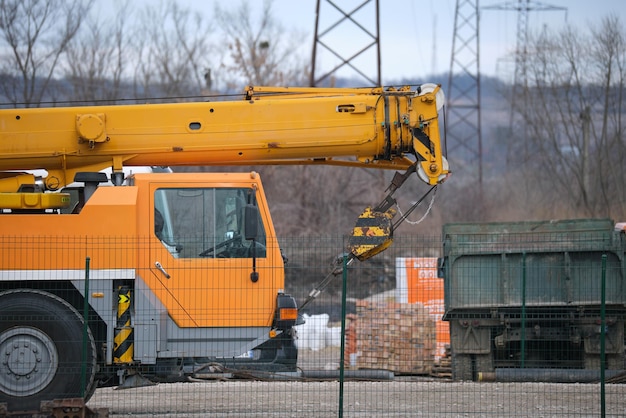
[0,171,298,412]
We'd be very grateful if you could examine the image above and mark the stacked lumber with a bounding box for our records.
[346,300,436,375]
[430,344,452,378]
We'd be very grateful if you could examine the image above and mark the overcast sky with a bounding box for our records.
[163,0,625,83]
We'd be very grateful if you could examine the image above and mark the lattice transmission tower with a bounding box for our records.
[447,0,483,186]
[483,0,567,125]
[310,0,381,87]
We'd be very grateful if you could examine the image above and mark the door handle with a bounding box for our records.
[154,261,171,279]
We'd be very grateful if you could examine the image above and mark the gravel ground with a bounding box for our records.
[86,347,626,417]
[87,380,625,417]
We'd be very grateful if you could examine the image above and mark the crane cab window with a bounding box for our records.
[154,187,266,259]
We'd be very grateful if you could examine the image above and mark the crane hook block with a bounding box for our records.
[348,206,395,261]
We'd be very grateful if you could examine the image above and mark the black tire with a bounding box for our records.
[584,353,624,370]
[475,353,494,375]
[452,353,473,381]
[0,289,97,412]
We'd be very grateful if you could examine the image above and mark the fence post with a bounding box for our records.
[600,254,606,418]
[81,256,91,398]
[521,252,527,369]
[338,253,348,417]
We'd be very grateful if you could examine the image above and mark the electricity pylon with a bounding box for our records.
[483,1,567,125]
[310,0,381,87]
[447,0,483,186]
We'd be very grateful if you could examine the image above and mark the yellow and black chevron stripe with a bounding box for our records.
[348,206,395,261]
[114,286,133,363]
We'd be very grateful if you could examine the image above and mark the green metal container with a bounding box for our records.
[441,218,626,380]
[443,218,625,312]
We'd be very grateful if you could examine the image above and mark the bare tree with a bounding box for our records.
[261,165,384,237]
[213,0,309,89]
[0,0,93,106]
[131,0,213,100]
[589,16,626,217]
[513,15,626,218]
[62,1,131,104]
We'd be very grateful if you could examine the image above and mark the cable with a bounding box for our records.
[391,185,438,233]
[396,186,438,226]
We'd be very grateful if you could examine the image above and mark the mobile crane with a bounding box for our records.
[0,84,448,413]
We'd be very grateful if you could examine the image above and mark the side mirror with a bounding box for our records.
[244,204,258,241]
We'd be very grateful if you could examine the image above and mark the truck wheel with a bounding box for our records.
[0,289,97,413]
[475,353,494,375]
[584,353,624,370]
[606,354,624,370]
[452,353,473,381]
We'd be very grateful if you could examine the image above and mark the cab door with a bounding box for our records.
[146,180,278,328]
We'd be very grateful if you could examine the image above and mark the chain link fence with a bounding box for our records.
[0,226,625,416]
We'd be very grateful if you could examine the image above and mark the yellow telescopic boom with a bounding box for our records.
[0,84,448,190]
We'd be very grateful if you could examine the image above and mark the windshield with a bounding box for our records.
[154,187,266,259]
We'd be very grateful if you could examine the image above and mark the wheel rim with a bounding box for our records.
[0,327,58,397]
